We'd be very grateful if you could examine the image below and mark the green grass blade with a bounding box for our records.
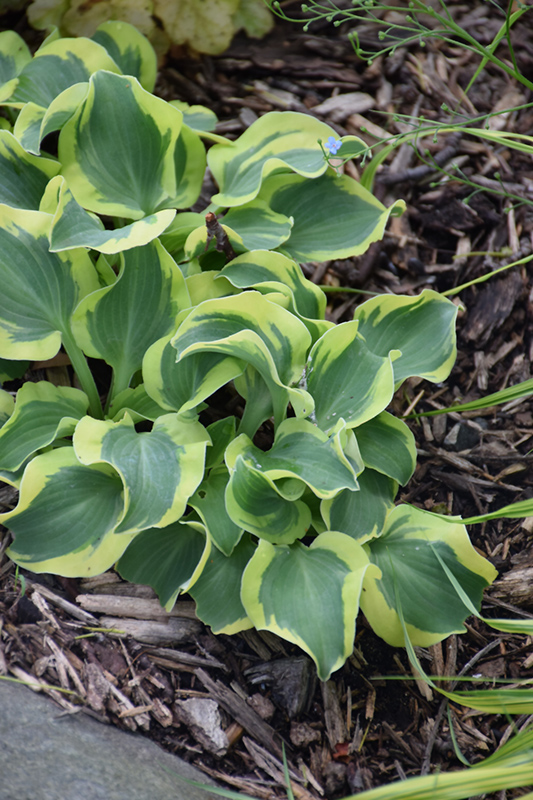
[408,377,533,417]
[446,704,471,767]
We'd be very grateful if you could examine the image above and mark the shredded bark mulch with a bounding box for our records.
[1,2,533,797]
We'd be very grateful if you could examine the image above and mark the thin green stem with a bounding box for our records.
[319,285,381,296]
[504,1,521,79]
[276,0,533,92]
[356,109,533,194]
[442,252,533,298]
[62,331,103,419]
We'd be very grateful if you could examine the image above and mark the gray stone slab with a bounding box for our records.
[0,680,218,800]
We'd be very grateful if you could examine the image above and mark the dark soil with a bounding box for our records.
[1,2,533,798]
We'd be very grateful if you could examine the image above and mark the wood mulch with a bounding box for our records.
[1,2,533,797]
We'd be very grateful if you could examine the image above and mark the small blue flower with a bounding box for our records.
[324,136,342,155]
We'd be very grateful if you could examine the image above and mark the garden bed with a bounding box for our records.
[1,2,533,798]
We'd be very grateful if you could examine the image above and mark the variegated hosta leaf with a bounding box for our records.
[0,31,31,103]
[208,111,342,207]
[241,533,379,681]
[171,123,207,210]
[116,521,211,612]
[225,418,358,500]
[354,411,416,485]
[353,289,458,385]
[189,466,243,556]
[81,252,117,289]
[58,71,184,219]
[321,468,398,542]
[333,137,367,160]
[108,385,171,423]
[183,222,245,263]
[169,100,218,133]
[73,413,210,535]
[0,358,29,385]
[0,389,15,427]
[205,417,237,470]
[225,455,312,544]
[185,271,238,307]
[49,177,176,253]
[171,291,312,425]
[233,365,277,437]
[220,250,326,321]
[0,130,60,209]
[361,504,498,647]
[189,534,256,634]
[0,206,100,360]
[14,83,89,156]
[2,447,127,576]
[341,427,365,476]
[4,37,120,108]
[222,200,293,251]
[306,320,397,433]
[71,240,190,395]
[0,466,25,490]
[13,102,47,155]
[258,171,406,262]
[159,211,205,263]
[219,250,331,342]
[0,381,88,472]
[91,20,157,92]
[143,331,245,414]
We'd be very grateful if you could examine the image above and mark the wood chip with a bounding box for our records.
[76,594,198,620]
[174,697,229,756]
[45,636,86,698]
[118,704,153,719]
[462,271,524,345]
[108,679,151,730]
[195,667,281,757]
[97,616,202,645]
[311,91,374,121]
[243,737,316,800]
[492,563,533,607]
[30,590,61,630]
[146,645,227,671]
[85,662,111,713]
[26,582,98,624]
[245,657,316,718]
[321,681,346,748]
[150,696,174,728]
[8,666,77,712]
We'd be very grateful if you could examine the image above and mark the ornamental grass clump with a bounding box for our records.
[0,21,502,681]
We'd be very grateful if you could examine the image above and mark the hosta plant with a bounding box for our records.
[0,22,497,681]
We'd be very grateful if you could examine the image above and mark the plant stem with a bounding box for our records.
[319,286,381,295]
[442,252,533,298]
[105,363,132,415]
[283,0,533,92]
[62,331,104,419]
